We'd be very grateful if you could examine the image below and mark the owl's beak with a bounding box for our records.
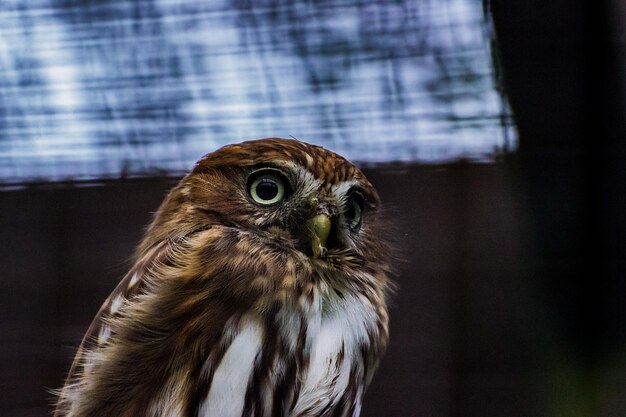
[308,214,331,258]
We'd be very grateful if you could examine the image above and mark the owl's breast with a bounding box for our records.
[290,289,378,416]
[197,284,381,417]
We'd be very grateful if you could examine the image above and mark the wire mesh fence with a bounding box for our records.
[0,0,516,185]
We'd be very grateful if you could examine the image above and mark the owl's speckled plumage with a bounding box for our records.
[54,138,391,417]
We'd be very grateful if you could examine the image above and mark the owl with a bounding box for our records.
[54,138,391,417]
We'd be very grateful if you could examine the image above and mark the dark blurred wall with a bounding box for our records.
[490,0,626,415]
[0,164,539,417]
[1,1,625,416]
[2,142,625,417]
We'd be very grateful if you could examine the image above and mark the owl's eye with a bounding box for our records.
[345,192,365,230]
[248,169,290,206]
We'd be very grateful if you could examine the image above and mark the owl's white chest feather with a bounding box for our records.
[293,291,375,415]
[198,288,375,417]
[199,317,264,417]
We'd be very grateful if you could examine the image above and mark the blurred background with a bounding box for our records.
[0,0,623,416]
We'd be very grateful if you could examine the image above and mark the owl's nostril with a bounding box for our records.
[313,201,338,219]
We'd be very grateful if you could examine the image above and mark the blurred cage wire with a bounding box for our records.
[0,0,516,186]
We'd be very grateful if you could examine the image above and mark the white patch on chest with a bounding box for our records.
[199,316,264,417]
[292,290,377,415]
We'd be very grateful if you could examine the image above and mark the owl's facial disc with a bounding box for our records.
[243,162,369,260]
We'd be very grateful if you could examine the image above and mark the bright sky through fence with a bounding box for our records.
[0,0,516,184]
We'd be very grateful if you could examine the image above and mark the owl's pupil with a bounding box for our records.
[345,202,355,221]
[248,169,288,206]
[256,179,279,201]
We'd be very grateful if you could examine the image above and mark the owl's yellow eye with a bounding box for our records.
[345,192,365,230]
[248,170,288,206]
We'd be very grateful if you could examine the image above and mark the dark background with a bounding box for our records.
[1,1,625,416]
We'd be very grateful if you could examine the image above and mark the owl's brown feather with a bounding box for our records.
[55,138,391,417]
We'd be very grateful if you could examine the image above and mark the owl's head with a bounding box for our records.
[141,138,386,268]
